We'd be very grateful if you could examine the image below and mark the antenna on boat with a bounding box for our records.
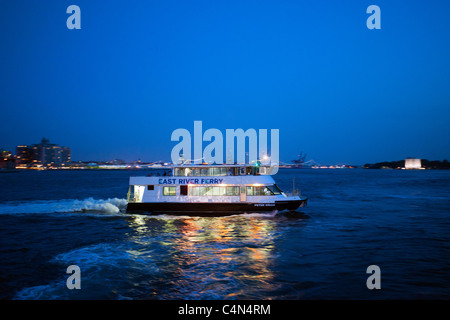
[292,178,300,196]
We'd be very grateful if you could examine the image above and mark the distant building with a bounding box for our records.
[0,149,16,169]
[1,149,12,158]
[405,158,422,169]
[16,145,33,166]
[16,138,71,167]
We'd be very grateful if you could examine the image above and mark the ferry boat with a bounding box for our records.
[125,164,307,216]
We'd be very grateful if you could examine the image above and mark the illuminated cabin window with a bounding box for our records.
[267,185,282,195]
[247,186,281,196]
[163,187,176,196]
[174,167,233,176]
[188,186,240,196]
[226,186,240,196]
[187,186,281,196]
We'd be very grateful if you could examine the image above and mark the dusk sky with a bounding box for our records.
[1,0,449,165]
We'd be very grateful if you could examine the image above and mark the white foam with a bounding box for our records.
[52,242,133,267]
[0,198,127,216]
[70,198,127,214]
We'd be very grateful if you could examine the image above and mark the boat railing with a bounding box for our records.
[287,189,301,197]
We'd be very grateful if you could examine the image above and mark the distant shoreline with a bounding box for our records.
[364,159,450,170]
[3,165,450,172]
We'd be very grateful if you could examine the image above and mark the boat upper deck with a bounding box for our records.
[170,164,275,177]
[129,164,278,186]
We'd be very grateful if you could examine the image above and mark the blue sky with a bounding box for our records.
[1,0,449,164]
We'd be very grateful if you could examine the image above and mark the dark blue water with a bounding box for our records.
[0,169,449,299]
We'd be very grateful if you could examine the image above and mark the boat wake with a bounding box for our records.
[0,198,128,216]
[0,198,289,219]
[14,241,160,300]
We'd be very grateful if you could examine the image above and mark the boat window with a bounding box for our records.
[267,185,282,195]
[188,186,239,196]
[219,186,227,196]
[253,186,263,196]
[205,186,213,196]
[226,186,239,196]
[262,186,274,195]
[163,186,176,196]
[174,166,240,176]
[198,186,207,196]
[189,186,198,196]
[245,186,276,196]
[180,185,188,196]
[175,168,191,176]
[147,185,154,191]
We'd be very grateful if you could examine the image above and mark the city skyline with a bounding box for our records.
[2,135,448,167]
[1,1,449,165]
[15,137,71,167]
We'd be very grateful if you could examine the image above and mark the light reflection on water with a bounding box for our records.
[125,214,285,299]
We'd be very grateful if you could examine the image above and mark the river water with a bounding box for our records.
[0,168,449,299]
